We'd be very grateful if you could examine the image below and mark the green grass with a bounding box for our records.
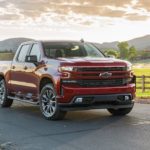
[133,58,150,64]
[133,67,150,98]
[0,53,14,60]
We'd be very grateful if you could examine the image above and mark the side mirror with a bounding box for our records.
[25,55,38,65]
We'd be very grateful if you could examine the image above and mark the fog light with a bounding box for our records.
[75,98,83,104]
[125,95,130,101]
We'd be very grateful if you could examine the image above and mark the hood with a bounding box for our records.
[57,57,131,67]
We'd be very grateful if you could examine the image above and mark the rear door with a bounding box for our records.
[10,44,31,97]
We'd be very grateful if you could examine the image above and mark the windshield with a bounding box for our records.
[43,42,104,58]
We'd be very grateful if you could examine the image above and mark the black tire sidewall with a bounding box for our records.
[39,83,59,120]
[0,79,7,107]
[107,107,133,116]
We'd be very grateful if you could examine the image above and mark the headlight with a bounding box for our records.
[59,66,73,72]
[127,65,132,71]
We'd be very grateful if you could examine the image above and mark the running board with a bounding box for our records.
[7,96,39,105]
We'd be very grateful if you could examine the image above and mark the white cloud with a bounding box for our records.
[0,0,150,41]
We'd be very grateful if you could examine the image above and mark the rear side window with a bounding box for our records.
[17,44,30,62]
[29,44,41,61]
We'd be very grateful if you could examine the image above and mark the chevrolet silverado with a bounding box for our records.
[0,40,136,120]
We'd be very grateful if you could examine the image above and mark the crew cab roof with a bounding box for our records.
[21,40,86,45]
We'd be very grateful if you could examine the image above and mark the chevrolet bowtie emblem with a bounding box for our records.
[99,72,112,78]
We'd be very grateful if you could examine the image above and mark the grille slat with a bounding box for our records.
[77,79,126,87]
[62,79,127,87]
[76,67,126,72]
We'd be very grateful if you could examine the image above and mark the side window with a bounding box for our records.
[29,44,41,61]
[17,44,30,62]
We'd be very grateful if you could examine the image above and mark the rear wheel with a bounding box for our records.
[0,79,13,107]
[39,83,67,120]
[107,107,133,116]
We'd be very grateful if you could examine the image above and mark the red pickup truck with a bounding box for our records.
[0,40,136,120]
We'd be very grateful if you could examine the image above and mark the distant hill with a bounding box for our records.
[93,35,150,51]
[0,38,33,52]
[128,35,150,50]
[93,41,118,51]
[0,35,150,53]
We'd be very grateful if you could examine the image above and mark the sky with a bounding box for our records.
[0,0,150,43]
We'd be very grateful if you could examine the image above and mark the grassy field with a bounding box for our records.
[0,53,14,60]
[133,63,150,98]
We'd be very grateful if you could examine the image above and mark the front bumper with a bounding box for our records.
[57,83,136,103]
[59,93,134,111]
[57,83,135,111]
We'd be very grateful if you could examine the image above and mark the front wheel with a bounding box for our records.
[107,107,133,116]
[39,84,67,120]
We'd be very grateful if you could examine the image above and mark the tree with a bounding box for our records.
[128,46,137,61]
[117,42,137,61]
[140,50,150,59]
[117,42,129,59]
[105,49,119,58]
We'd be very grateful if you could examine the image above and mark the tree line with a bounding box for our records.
[105,42,150,61]
[0,49,13,53]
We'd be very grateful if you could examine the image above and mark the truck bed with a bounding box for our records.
[0,61,12,75]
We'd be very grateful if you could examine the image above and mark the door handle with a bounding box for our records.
[12,66,15,69]
[24,66,28,70]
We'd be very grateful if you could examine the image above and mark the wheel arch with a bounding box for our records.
[39,76,55,92]
[0,73,6,81]
[0,73,5,80]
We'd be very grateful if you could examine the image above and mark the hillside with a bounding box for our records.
[93,35,150,51]
[128,35,150,50]
[0,37,33,52]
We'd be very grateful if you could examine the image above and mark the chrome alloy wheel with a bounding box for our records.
[0,80,6,105]
[41,88,57,117]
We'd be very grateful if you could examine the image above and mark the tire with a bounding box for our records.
[107,107,133,116]
[39,83,67,120]
[0,79,13,107]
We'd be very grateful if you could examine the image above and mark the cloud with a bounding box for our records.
[136,0,150,11]
[0,14,21,20]
[0,0,150,25]
[125,13,150,21]
[2,0,129,18]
